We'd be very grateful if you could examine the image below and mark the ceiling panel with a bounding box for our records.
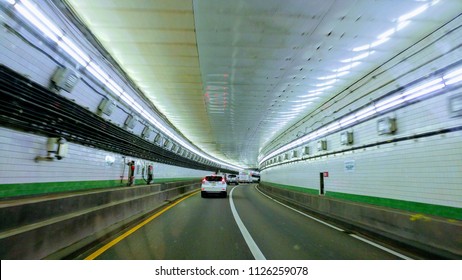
[64,0,462,168]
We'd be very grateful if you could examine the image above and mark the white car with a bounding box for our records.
[201,175,228,198]
[226,174,239,185]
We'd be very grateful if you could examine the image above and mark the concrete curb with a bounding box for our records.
[0,180,200,259]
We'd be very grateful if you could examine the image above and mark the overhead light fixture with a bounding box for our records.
[354,107,376,122]
[375,95,404,113]
[401,78,444,101]
[339,115,357,128]
[443,67,462,85]
[59,37,90,66]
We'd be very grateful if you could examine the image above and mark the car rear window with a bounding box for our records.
[205,176,223,181]
[228,175,236,178]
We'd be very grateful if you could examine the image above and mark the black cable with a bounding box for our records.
[0,65,233,172]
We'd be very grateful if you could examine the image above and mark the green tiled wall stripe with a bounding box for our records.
[0,177,201,198]
[262,181,461,220]
[261,182,319,195]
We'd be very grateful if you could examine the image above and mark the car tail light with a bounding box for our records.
[202,178,208,184]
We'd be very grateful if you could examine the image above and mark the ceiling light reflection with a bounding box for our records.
[315,79,337,87]
[341,52,374,63]
[334,62,361,72]
[307,86,333,94]
[398,3,429,22]
[290,97,319,103]
[317,71,350,80]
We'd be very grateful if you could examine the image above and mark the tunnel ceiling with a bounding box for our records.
[62,0,461,169]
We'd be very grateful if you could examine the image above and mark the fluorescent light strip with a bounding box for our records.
[340,115,357,127]
[354,107,376,122]
[87,62,110,83]
[22,0,63,38]
[15,4,60,42]
[401,78,443,98]
[375,95,404,112]
[403,83,444,101]
[443,67,462,80]
[260,69,452,165]
[445,75,462,85]
[58,40,88,66]
[61,37,90,66]
[9,0,242,171]
[443,67,462,86]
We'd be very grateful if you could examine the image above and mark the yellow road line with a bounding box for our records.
[85,190,200,260]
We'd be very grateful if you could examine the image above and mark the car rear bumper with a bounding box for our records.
[201,186,227,193]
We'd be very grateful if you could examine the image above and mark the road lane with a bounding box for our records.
[91,189,253,259]
[85,184,406,260]
[231,184,401,259]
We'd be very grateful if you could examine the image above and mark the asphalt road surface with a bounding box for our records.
[84,184,406,260]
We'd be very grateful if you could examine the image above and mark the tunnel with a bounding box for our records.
[0,1,461,273]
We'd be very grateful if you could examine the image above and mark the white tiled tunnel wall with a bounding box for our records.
[262,13,462,155]
[262,89,462,208]
[0,8,175,149]
[0,127,209,185]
